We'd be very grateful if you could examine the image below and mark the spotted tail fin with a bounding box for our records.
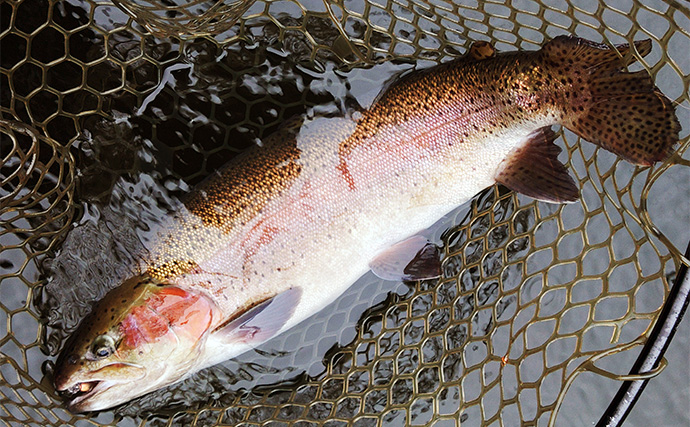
[544,35,680,165]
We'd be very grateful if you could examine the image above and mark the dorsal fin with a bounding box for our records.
[467,41,496,61]
[495,127,579,203]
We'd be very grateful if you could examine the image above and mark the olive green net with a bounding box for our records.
[1,0,689,426]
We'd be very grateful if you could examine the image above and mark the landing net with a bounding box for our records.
[1,0,689,426]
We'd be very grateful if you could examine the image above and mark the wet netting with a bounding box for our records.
[1,0,689,426]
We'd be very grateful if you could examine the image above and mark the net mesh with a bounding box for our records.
[1,0,689,425]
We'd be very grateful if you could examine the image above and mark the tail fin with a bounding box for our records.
[544,36,680,166]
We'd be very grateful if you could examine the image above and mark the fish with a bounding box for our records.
[53,35,680,412]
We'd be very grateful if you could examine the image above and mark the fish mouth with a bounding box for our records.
[54,362,148,412]
[59,380,110,412]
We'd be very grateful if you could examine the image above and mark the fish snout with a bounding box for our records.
[53,353,81,391]
[53,373,69,392]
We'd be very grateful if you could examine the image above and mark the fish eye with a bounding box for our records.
[91,335,116,359]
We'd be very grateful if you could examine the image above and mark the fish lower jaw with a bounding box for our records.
[60,379,111,413]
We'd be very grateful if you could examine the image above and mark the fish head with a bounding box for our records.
[53,275,220,412]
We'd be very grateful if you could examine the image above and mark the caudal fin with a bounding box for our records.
[544,36,680,166]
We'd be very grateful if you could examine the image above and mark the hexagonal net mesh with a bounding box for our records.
[1,0,689,426]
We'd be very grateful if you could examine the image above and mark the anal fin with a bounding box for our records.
[370,235,442,282]
[495,127,579,203]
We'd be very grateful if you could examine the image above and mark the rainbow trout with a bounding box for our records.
[54,36,679,412]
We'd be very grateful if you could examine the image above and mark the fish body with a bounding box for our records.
[54,36,679,412]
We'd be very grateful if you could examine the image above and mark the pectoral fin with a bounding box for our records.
[213,287,302,344]
[495,127,579,203]
[370,235,442,281]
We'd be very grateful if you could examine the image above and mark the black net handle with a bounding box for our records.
[597,241,690,426]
